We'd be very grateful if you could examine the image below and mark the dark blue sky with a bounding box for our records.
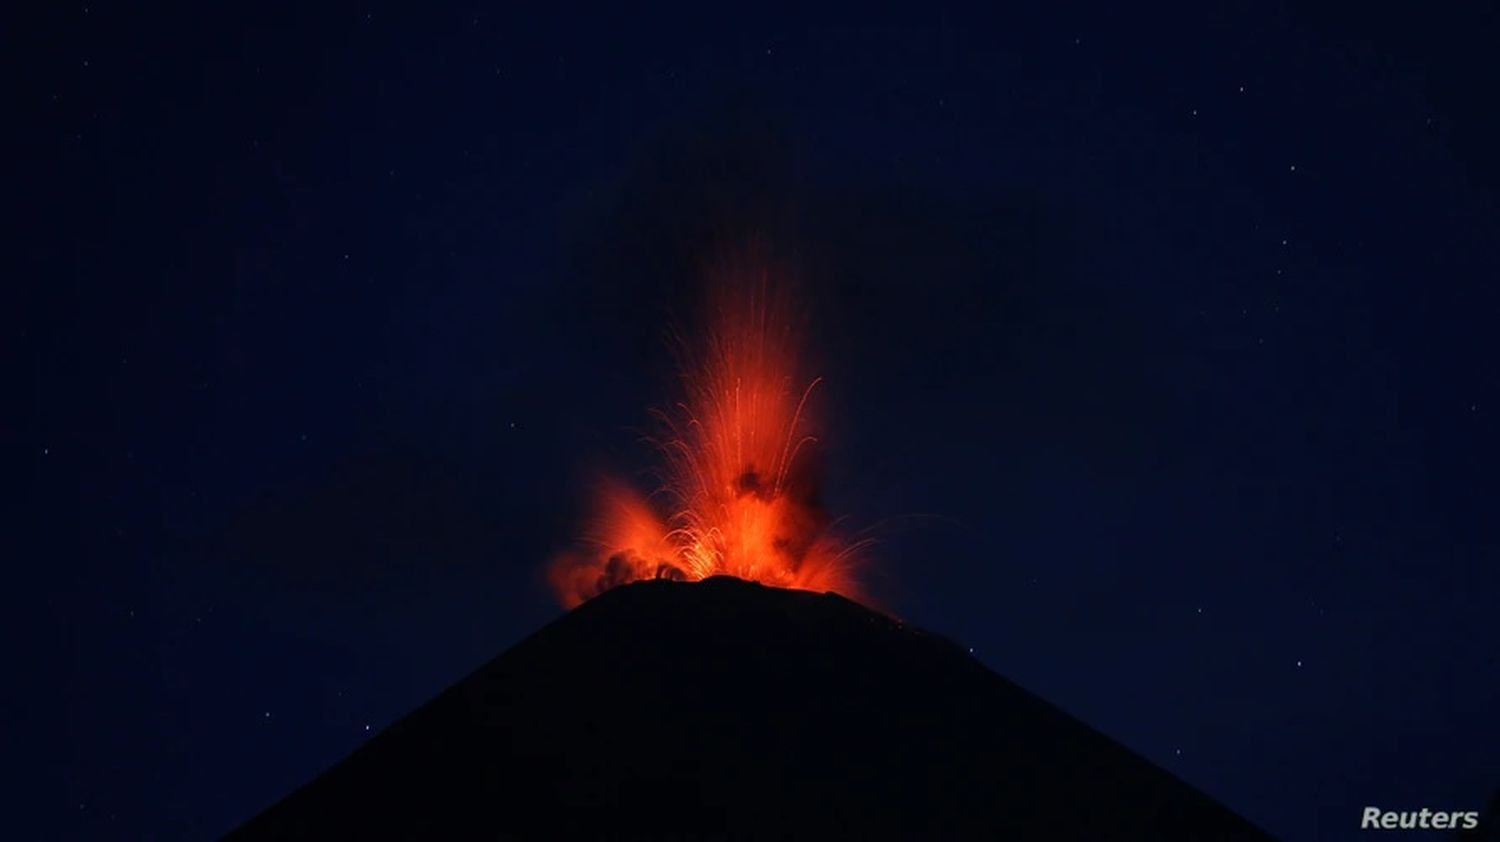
[13,3,1498,840]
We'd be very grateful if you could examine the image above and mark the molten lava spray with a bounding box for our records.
[549,259,868,608]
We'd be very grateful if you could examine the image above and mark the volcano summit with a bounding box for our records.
[226,576,1271,840]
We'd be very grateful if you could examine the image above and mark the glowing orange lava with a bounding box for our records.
[549,259,868,608]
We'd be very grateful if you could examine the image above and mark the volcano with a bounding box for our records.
[226,577,1273,840]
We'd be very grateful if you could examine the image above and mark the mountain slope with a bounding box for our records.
[226,576,1273,840]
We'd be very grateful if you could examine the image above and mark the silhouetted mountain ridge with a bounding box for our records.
[227,576,1274,840]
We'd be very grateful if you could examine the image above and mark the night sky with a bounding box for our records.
[14,3,1499,840]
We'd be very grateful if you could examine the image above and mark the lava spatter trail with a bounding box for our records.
[549,257,869,607]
